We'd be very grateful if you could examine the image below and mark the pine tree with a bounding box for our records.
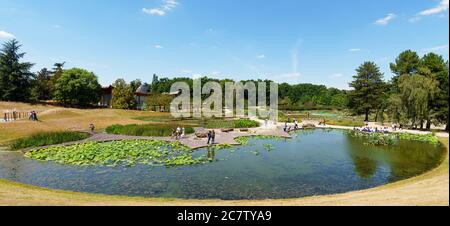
[348,62,387,122]
[0,39,34,101]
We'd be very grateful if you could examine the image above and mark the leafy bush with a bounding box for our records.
[10,131,90,150]
[105,124,194,137]
[204,120,235,129]
[233,119,260,128]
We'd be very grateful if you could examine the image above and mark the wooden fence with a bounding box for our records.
[2,111,31,122]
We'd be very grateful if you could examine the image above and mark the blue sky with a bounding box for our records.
[0,0,448,89]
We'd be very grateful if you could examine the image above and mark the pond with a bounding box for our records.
[0,129,445,200]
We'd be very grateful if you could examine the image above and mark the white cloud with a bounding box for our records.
[256,54,266,59]
[375,13,396,25]
[418,0,449,16]
[211,71,220,76]
[422,44,449,53]
[154,45,164,49]
[52,25,62,29]
[143,8,165,16]
[181,69,192,73]
[331,73,344,78]
[143,0,179,16]
[0,30,15,39]
[348,48,361,52]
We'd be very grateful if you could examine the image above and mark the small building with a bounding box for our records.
[99,85,114,108]
[135,84,151,110]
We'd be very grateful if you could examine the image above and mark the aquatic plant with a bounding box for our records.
[397,133,440,145]
[10,131,90,150]
[25,140,207,167]
[215,143,234,150]
[263,144,274,151]
[349,131,397,146]
[349,131,440,146]
[234,136,250,145]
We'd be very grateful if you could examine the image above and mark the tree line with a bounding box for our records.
[0,40,101,107]
[347,50,449,131]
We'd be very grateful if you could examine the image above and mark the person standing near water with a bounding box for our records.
[207,131,212,145]
[211,130,216,144]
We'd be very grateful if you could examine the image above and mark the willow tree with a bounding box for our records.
[347,62,387,122]
[397,73,439,129]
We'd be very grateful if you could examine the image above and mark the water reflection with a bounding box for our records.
[207,146,216,161]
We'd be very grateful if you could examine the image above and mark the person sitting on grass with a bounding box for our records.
[171,128,176,140]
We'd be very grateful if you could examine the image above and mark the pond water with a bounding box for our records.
[0,129,445,200]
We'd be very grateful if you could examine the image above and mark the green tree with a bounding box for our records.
[330,92,347,108]
[111,79,136,109]
[420,53,449,130]
[150,74,159,94]
[397,73,439,129]
[389,50,420,92]
[347,62,386,121]
[130,79,142,93]
[31,68,53,101]
[0,39,34,101]
[53,68,101,107]
[145,94,173,111]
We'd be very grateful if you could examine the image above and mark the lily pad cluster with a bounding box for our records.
[25,140,208,167]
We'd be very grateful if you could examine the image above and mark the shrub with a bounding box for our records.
[10,131,90,150]
[105,124,195,137]
[233,119,260,128]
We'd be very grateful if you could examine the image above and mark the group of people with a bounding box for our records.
[354,126,390,133]
[283,118,300,132]
[391,123,403,131]
[28,111,39,121]
[207,130,216,145]
[171,126,186,140]
[353,122,404,133]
